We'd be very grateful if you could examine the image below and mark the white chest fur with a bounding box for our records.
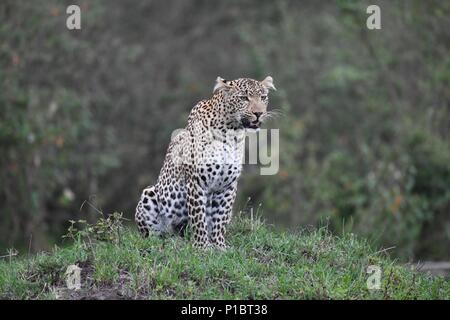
[196,130,245,192]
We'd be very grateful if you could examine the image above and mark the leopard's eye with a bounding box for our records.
[239,96,249,102]
[261,95,268,101]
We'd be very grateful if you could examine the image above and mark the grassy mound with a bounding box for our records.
[0,215,448,299]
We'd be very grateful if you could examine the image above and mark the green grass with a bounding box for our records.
[0,216,448,300]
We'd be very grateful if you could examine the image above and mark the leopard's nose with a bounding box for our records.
[253,112,263,121]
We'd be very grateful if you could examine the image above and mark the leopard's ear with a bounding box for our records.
[213,76,232,93]
[261,76,276,91]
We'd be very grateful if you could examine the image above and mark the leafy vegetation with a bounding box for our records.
[0,215,448,300]
[1,1,449,261]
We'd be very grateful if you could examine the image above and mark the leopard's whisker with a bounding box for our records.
[261,108,284,122]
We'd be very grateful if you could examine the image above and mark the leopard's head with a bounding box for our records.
[213,76,276,130]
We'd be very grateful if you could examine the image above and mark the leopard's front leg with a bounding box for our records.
[187,180,210,249]
[209,181,238,250]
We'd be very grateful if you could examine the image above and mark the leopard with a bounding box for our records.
[135,76,276,249]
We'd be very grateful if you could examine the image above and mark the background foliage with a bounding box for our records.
[1,0,449,260]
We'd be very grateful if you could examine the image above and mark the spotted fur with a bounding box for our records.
[135,76,276,249]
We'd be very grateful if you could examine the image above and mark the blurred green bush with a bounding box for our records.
[1,0,449,260]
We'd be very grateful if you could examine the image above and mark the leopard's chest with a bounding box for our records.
[197,162,242,193]
[195,138,244,192]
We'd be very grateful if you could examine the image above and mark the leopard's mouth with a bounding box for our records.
[241,118,261,129]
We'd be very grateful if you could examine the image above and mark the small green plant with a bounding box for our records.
[63,211,127,246]
[0,248,19,264]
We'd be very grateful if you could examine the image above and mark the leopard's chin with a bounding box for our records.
[241,118,261,130]
[248,124,259,129]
